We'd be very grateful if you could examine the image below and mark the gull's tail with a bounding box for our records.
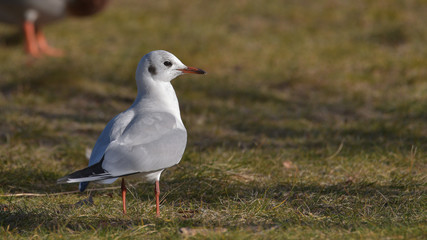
[57,160,112,188]
[57,157,137,192]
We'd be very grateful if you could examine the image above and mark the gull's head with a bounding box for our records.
[136,50,205,83]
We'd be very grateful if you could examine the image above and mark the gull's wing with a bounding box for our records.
[60,111,187,185]
[102,112,187,176]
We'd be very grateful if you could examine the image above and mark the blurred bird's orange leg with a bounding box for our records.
[155,180,160,217]
[23,21,40,57]
[36,29,63,57]
[121,178,127,214]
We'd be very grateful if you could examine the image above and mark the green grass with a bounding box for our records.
[0,0,426,239]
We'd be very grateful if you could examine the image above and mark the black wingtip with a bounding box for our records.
[56,157,108,185]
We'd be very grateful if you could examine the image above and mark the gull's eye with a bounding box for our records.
[163,61,172,67]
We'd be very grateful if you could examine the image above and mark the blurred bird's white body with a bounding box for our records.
[0,0,66,25]
[0,0,109,56]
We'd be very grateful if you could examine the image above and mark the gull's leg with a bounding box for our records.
[35,27,63,57]
[155,180,160,217]
[22,21,39,57]
[121,178,127,214]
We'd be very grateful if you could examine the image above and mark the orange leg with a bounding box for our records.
[155,180,160,217]
[23,21,40,57]
[35,27,63,57]
[121,178,127,214]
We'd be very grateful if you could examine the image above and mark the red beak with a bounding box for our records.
[179,66,206,74]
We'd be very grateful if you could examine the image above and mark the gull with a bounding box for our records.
[57,50,205,216]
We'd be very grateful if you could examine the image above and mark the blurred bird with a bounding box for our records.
[57,50,206,216]
[0,0,108,57]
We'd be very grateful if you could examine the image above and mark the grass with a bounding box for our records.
[0,0,426,239]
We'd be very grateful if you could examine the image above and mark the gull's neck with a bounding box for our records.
[133,76,182,122]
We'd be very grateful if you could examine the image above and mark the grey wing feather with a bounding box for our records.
[102,112,187,176]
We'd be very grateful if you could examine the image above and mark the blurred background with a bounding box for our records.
[0,0,425,237]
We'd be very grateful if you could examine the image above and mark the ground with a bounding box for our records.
[0,0,426,239]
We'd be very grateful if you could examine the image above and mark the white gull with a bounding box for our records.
[57,50,205,216]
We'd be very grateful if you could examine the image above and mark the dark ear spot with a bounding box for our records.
[148,65,156,75]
